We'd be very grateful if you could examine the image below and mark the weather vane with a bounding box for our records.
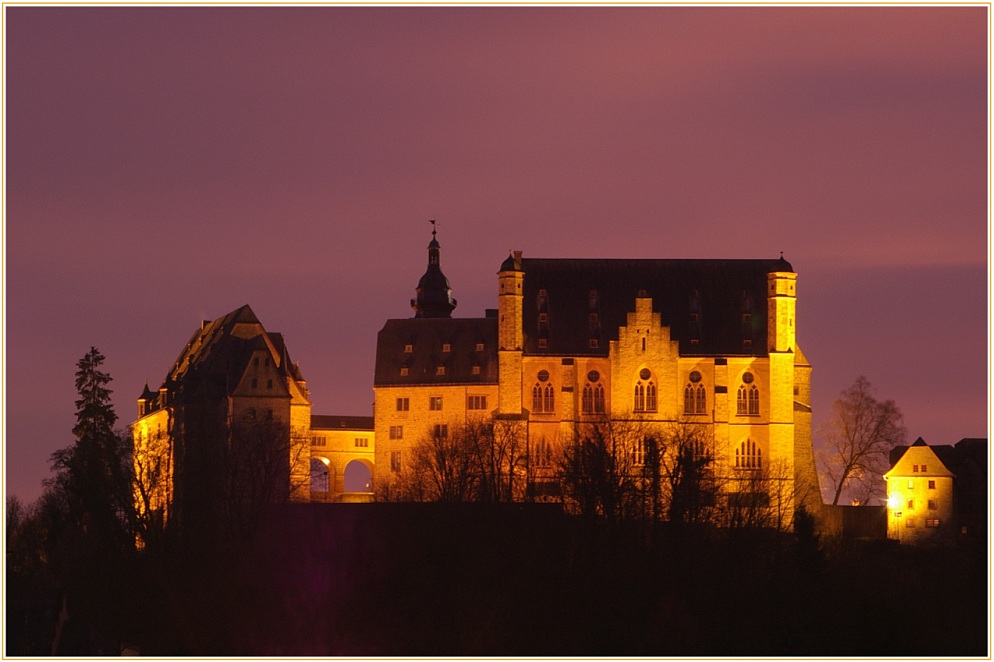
[430,217,436,238]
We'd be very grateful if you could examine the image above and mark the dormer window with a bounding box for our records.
[475,342,484,351]
[442,343,451,352]
[404,344,413,353]
[538,339,547,349]
[589,339,599,349]
[471,366,481,375]
[436,366,446,376]
[400,367,409,376]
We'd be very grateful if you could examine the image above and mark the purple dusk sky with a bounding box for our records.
[5,6,988,504]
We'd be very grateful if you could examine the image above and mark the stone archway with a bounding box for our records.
[343,459,373,493]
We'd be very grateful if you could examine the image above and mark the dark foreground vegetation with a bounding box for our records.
[7,502,987,656]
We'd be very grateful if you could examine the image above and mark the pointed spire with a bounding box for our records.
[411,220,457,318]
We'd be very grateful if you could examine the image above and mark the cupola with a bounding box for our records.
[411,223,457,318]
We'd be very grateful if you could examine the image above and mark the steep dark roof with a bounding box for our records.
[518,258,791,357]
[140,304,298,410]
[311,415,374,431]
[375,318,498,386]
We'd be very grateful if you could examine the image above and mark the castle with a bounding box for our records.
[132,230,821,530]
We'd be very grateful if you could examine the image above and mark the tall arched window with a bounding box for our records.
[695,384,706,413]
[634,382,645,412]
[685,383,707,414]
[736,385,759,415]
[582,384,593,413]
[532,384,544,413]
[646,381,657,412]
[593,383,605,413]
[735,439,762,469]
[543,383,555,413]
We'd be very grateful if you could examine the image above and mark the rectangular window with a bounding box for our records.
[926,518,940,528]
[921,464,927,472]
[928,500,936,510]
[907,499,914,510]
[311,436,326,447]
[906,518,916,528]
[467,395,488,410]
[354,438,369,448]
[434,424,448,439]
[396,397,409,411]
[913,464,919,472]
[442,343,451,352]
[391,451,402,472]
[475,342,484,351]
[589,339,599,349]
[471,366,481,375]
[928,480,936,489]
[436,366,446,376]
[429,396,443,411]
[251,378,258,388]
[907,479,914,489]
[389,425,404,439]
[267,379,273,389]
[538,339,548,349]
[539,313,548,323]
[404,344,413,353]
[400,367,409,376]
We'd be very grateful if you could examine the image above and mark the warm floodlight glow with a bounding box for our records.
[887,493,901,509]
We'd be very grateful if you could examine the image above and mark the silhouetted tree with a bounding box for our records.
[659,421,721,526]
[817,376,905,505]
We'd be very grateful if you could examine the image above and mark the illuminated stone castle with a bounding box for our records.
[133,230,821,527]
[374,231,821,513]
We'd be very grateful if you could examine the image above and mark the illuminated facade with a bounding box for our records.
[132,305,313,534]
[309,415,375,502]
[374,233,821,516]
[884,437,987,544]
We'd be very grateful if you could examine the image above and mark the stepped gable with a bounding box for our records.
[518,257,791,357]
[374,317,499,386]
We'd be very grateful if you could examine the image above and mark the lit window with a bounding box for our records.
[404,344,413,353]
[396,397,409,412]
[907,499,914,510]
[436,366,446,376]
[442,343,451,352]
[907,479,914,489]
[429,396,443,411]
[735,439,762,470]
[400,367,409,376]
[926,518,940,528]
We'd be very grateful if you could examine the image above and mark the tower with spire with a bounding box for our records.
[410,220,457,318]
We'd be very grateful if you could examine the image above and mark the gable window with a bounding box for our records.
[251,378,258,389]
[735,439,762,469]
[921,464,927,472]
[913,465,919,472]
[396,397,409,412]
[429,396,443,411]
[267,379,273,389]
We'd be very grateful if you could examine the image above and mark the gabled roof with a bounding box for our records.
[517,257,790,357]
[374,317,499,386]
[140,304,302,411]
[885,438,955,479]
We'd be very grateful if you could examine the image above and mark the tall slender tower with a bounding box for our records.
[497,251,524,415]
